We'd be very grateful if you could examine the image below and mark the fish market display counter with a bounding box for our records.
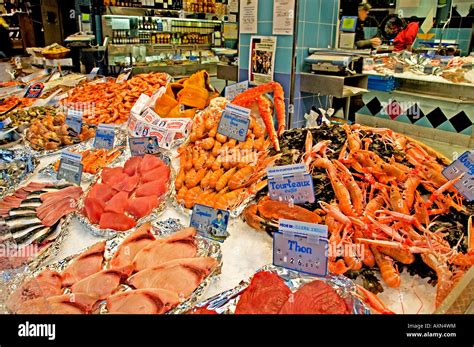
[357,71,474,146]
[12,152,437,315]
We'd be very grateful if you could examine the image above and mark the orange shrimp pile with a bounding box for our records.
[53,148,123,175]
[62,72,169,124]
[0,96,36,114]
[175,97,280,211]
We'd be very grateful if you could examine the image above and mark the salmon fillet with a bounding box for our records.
[110,223,156,269]
[61,241,106,287]
[106,288,180,314]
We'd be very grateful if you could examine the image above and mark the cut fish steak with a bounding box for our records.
[106,288,181,314]
[71,266,133,300]
[15,293,99,314]
[7,269,63,312]
[128,257,218,297]
[132,227,197,271]
[235,271,291,314]
[110,223,155,269]
[279,280,349,314]
[61,241,106,287]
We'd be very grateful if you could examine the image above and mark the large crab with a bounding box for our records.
[232,82,286,152]
[243,197,323,235]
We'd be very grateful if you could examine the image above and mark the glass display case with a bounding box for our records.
[102,12,223,76]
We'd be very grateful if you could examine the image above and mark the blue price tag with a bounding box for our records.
[24,82,44,98]
[225,80,249,100]
[273,219,328,277]
[190,204,230,243]
[217,104,251,142]
[94,124,115,149]
[0,117,12,129]
[57,151,83,185]
[267,164,315,204]
[66,109,83,134]
[129,136,160,157]
[442,150,474,201]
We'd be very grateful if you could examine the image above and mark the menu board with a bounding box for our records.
[273,0,295,35]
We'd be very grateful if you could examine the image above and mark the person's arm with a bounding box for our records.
[355,38,373,49]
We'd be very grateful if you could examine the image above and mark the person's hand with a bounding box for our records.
[370,38,382,47]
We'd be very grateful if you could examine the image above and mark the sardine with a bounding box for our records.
[8,207,37,217]
[40,184,72,192]
[15,226,52,247]
[25,190,48,200]
[19,198,42,208]
[8,222,45,236]
[41,222,61,243]
[5,214,41,226]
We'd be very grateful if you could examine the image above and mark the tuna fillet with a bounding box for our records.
[70,266,133,300]
[87,183,116,205]
[112,174,140,193]
[101,167,124,185]
[128,257,217,297]
[83,197,105,225]
[104,191,130,214]
[126,195,159,219]
[140,165,170,184]
[134,179,168,198]
[61,241,106,287]
[99,212,136,231]
[138,154,164,175]
[106,288,180,314]
[110,223,156,269]
[6,269,63,312]
[279,280,349,314]
[124,157,142,176]
[235,271,291,314]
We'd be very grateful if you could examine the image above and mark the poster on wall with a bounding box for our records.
[228,0,239,13]
[240,0,258,34]
[249,36,277,85]
[273,0,295,35]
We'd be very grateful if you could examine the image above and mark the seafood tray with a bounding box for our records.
[0,149,39,199]
[189,265,369,314]
[0,214,73,283]
[1,218,222,314]
[175,83,287,218]
[242,123,473,312]
[0,106,59,132]
[39,129,128,182]
[75,148,175,238]
[0,130,22,149]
